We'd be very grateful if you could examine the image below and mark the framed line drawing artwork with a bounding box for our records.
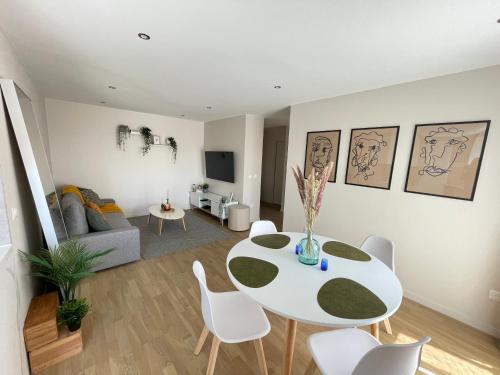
[345,126,400,190]
[404,120,490,201]
[153,135,161,145]
[303,130,341,182]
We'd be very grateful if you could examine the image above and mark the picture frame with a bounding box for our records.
[303,130,341,183]
[345,126,400,190]
[404,120,490,201]
[153,135,161,145]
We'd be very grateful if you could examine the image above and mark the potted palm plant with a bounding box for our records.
[19,239,112,302]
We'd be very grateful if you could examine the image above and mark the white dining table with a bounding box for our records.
[226,232,403,375]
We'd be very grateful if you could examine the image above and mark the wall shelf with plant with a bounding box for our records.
[116,124,178,161]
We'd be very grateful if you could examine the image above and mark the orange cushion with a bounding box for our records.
[85,202,103,215]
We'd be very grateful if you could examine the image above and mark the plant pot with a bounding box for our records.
[298,229,320,265]
[67,320,81,332]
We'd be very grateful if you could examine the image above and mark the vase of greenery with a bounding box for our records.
[166,136,177,162]
[202,183,209,193]
[140,126,153,155]
[19,239,112,302]
[57,298,90,332]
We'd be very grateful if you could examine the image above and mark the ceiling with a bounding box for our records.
[1,1,499,122]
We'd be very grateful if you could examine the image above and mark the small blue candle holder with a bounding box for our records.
[295,244,300,255]
[320,258,328,271]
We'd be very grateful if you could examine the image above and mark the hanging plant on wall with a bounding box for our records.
[166,136,178,162]
[117,125,131,151]
[140,126,153,155]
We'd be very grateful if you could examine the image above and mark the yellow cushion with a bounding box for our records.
[61,185,84,203]
[99,203,123,214]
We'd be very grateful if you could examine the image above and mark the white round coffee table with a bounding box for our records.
[148,205,186,235]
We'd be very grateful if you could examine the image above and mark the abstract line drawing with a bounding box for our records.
[310,136,333,175]
[418,127,469,177]
[304,130,341,183]
[350,131,387,180]
[404,120,490,201]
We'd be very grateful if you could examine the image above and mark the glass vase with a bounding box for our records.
[298,228,320,265]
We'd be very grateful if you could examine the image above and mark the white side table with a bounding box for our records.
[148,205,186,235]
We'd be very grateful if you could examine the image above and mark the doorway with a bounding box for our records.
[260,125,288,230]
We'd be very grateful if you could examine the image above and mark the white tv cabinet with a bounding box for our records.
[189,191,238,226]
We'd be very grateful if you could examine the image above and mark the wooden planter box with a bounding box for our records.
[23,292,83,373]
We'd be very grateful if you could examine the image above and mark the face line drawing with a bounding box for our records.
[350,131,387,180]
[418,127,469,177]
[310,136,333,175]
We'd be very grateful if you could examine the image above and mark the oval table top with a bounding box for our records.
[149,205,185,220]
[226,232,403,328]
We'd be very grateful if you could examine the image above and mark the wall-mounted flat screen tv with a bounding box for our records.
[205,151,235,183]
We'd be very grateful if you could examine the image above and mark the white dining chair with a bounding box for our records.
[361,234,395,334]
[249,220,277,237]
[305,328,430,375]
[192,261,271,375]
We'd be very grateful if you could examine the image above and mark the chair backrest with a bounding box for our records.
[353,337,431,375]
[249,220,277,237]
[361,235,395,272]
[192,261,216,334]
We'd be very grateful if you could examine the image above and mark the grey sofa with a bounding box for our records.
[59,192,140,271]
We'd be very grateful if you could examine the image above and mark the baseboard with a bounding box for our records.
[404,289,500,339]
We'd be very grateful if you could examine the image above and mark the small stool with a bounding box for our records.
[228,204,250,231]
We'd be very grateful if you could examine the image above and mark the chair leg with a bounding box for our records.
[304,359,317,375]
[254,338,269,375]
[383,318,393,335]
[370,322,380,339]
[206,336,221,375]
[194,326,210,355]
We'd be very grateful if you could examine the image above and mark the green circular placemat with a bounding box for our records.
[317,278,387,319]
[251,234,290,249]
[228,256,279,288]
[322,241,371,261]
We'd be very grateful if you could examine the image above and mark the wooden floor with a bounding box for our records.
[42,211,500,375]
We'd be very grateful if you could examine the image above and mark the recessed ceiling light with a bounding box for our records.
[497,18,500,23]
[180,114,185,117]
[138,33,151,40]
[274,85,282,89]
[206,106,213,110]
[108,85,117,90]
[99,101,106,104]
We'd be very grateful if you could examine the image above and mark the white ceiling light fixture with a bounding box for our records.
[206,106,213,110]
[99,101,106,104]
[108,85,117,90]
[138,33,151,40]
[274,85,282,89]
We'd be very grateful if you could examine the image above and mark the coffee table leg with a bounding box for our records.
[282,319,297,375]
[182,217,187,231]
[158,218,163,236]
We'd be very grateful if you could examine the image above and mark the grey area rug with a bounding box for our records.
[128,210,231,260]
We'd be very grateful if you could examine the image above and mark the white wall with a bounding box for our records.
[204,115,246,201]
[204,115,264,222]
[283,65,500,337]
[0,29,45,375]
[46,99,204,217]
[243,115,264,222]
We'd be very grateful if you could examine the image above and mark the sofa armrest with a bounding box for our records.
[101,198,115,204]
[75,226,140,271]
